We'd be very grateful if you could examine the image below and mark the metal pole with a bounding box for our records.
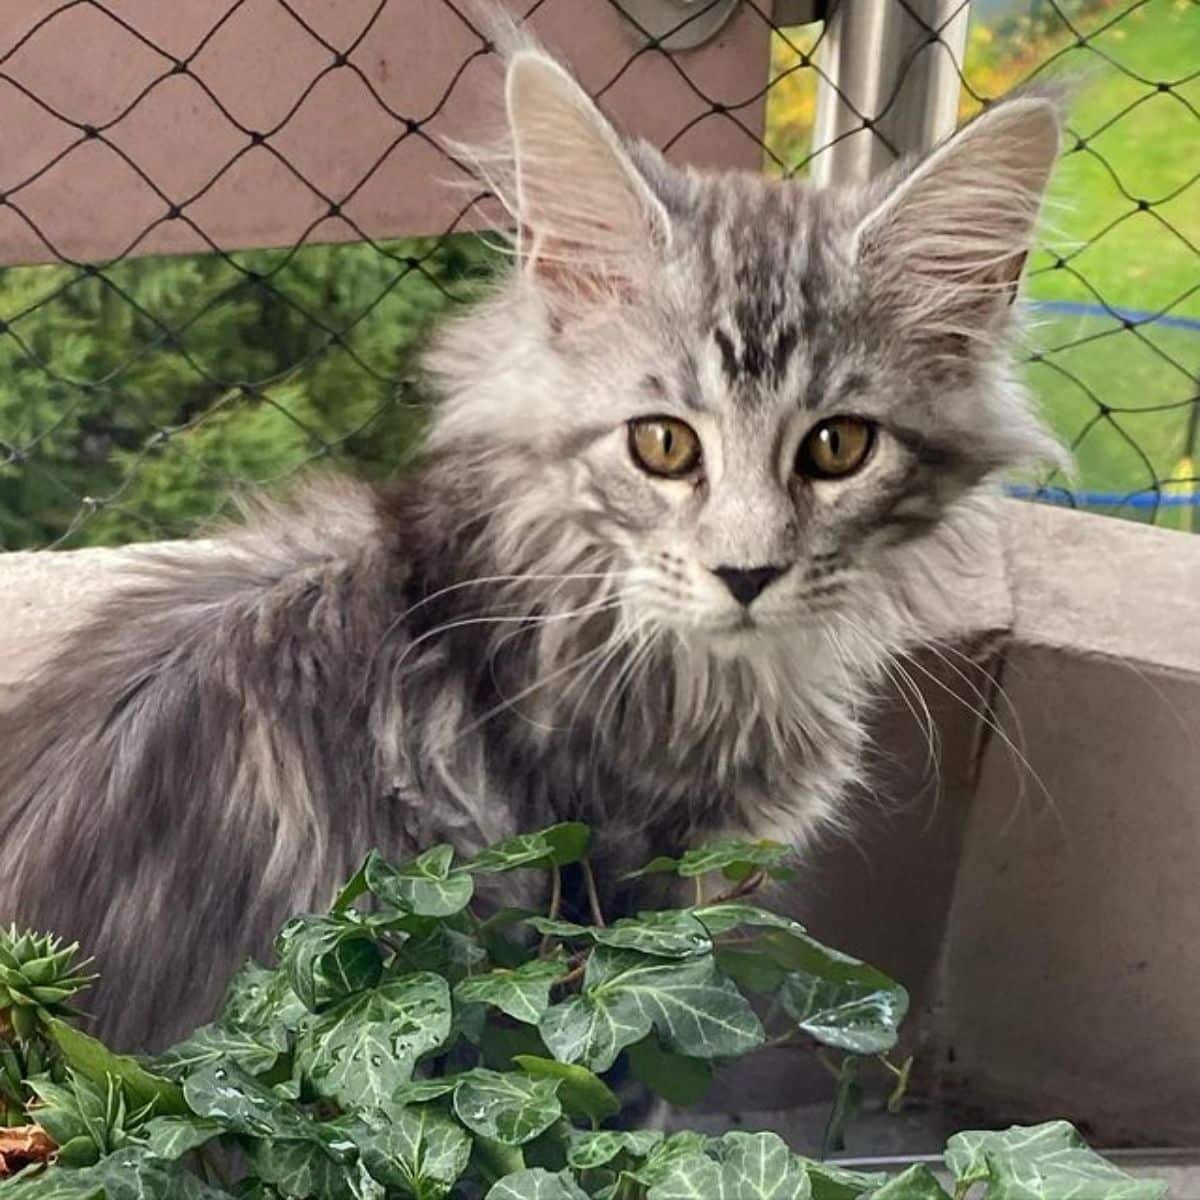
[807,0,971,187]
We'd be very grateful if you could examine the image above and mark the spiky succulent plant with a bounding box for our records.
[0,926,96,1041]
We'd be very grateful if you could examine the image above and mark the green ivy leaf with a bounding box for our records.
[485,1168,590,1199]
[154,1021,284,1080]
[642,1149,724,1198]
[631,1132,712,1183]
[365,845,475,917]
[0,1146,234,1198]
[628,854,679,878]
[248,1131,378,1200]
[467,835,563,875]
[275,914,384,1013]
[331,856,371,914]
[537,986,649,1074]
[781,969,907,1055]
[944,1122,1168,1200]
[468,825,592,874]
[137,1114,223,1161]
[353,1104,472,1196]
[866,1163,952,1198]
[719,1131,813,1199]
[566,1129,663,1170]
[183,1060,322,1142]
[526,918,591,941]
[455,959,568,1026]
[691,904,805,939]
[765,931,908,1055]
[529,909,716,959]
[797,1158,887,1199]
[513,1056,621,1124]
[626,1037,714,1107]
[295,974,452,1112]
[596,912,713,959]
[540,948,763,1072]
[215,961,308,1037]
[390,1077,460,1106]
[624,840,795,882]
[453,1069,563,1146]
[638,1132,812,1200]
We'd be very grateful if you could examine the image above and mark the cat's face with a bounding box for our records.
[426,49,1062,659]
[548,265,903,647]
[549,177,960,650]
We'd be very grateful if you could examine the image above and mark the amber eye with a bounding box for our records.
[628,416,703,478]
[796,416,875,480]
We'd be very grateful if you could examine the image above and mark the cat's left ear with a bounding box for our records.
[852,96,1061,340]
[504,49,672,297]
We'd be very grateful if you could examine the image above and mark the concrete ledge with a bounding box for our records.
[1006,501,1200,676]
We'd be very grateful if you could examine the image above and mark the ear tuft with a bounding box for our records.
[854,95,1062,342]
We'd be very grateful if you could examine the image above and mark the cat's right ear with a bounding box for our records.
[504,50,672,300]
[851,95,1061,344]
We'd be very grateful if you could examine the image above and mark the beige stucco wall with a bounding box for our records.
[1,500,1198,1144]
[700,502,1200,1145]
[0,0,770,266]
[793,504,1200,1145]
[933,507,1200,1144]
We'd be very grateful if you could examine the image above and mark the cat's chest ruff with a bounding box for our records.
[502,687,859,833]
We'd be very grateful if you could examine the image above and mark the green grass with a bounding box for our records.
[1017,0,1199,527]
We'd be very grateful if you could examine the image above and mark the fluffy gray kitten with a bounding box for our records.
[0,45,1062,1049]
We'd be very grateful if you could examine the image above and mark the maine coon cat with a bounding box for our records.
[0,38,1063,1050]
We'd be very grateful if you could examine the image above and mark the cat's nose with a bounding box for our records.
[712,564,788,607]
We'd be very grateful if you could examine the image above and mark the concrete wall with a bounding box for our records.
[787,503,1200,1146]
[933,507,1200,1145]
[0,0,769,265]
[2,500,1198,1145]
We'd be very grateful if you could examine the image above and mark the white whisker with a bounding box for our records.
[896,645,1063,838]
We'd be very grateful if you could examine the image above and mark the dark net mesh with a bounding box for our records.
[767,0,1199,532]
[0,0,1195,549]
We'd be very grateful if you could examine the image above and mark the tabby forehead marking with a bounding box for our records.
[693,183,848,397]
[711,323,802,389]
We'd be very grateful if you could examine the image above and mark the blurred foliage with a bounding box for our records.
[763,26,819,177]
[0,235,495,549]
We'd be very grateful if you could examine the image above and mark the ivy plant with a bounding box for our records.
[0,825,1167,1199]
